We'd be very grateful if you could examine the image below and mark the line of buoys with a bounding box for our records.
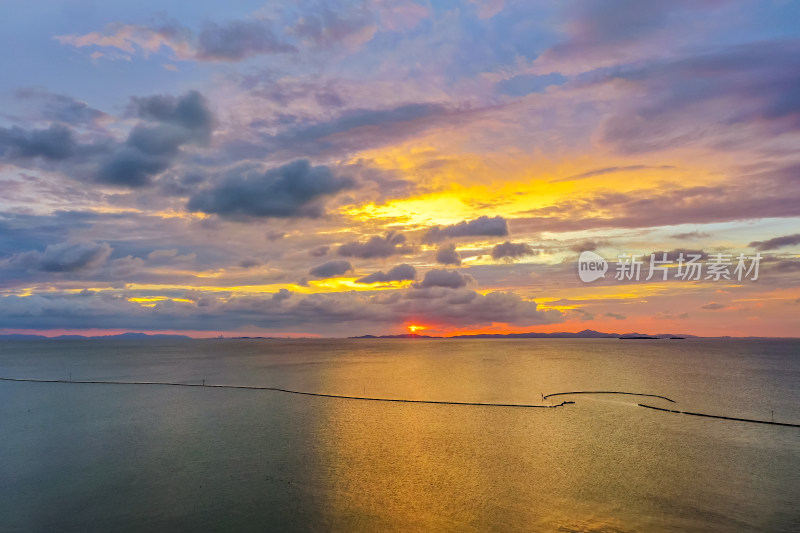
[0,376,571,409]
[638,403,800,428]
[543,391,675,403]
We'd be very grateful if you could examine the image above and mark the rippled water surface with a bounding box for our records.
[1,338,798,532]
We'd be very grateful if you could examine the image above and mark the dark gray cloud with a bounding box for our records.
[415,268,474,289]
[749,233,800,251]
[15,87,108,126]
[102,90,213,186]
[95,145,173,187]
[0,124,76,161]
[397,289,561,328]
[188,159,355,218]
[423,215,509,243]
[558,308,594,322]
[701,302,727,310]
[356,264,417,284]
[309,245,329,257]
[338,232,412,259]
[0,90,215,188]
[196,19,296,61]
[0,286,563,333]
[272,288,292,301]
[492,241,536,260]
[0,211,97,261]
[569,239,609,253]
[9,241,112,272]
[129,90,214,139]
[435,243,461,265]
[671,231,711,240]
[308,259,353,278]
[605,312,626,320]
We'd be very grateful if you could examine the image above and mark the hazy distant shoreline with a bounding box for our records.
[1,330,796,340]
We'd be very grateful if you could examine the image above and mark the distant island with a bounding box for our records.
[0,330,711,340]
[351,329,698,339]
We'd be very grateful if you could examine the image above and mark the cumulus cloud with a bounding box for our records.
[492,241,536,260]
[129,90,214,139]
[423,215,509,243]
[435,243,461,265]
[338,231,412,259]
[0,124,76,161]
[569,239,609,253]
[0,90,214,188]
[272,288,292,301]
[604,312,626,320]
[749,233,800,251]
[188,159,355,218]
[415,268,475,289]
[356,264,417,284]
[0,286,562,333]
[9,241,112,272]
[396,289,561,328]
[95,91,214,187]
[308,260,353,278]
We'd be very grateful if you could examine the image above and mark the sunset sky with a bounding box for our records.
[1,0,799,337]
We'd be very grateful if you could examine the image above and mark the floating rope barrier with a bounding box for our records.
[639,403,800,428]
[543,391,675,403]
[4,377,795,426]
[0,376,571,409]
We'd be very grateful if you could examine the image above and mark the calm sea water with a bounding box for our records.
[0,338,798,532]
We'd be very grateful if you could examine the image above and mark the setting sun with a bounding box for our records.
[407,324,427,334]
